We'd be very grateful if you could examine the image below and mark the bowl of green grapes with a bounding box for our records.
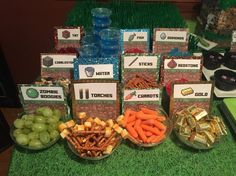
[10,107,63,150]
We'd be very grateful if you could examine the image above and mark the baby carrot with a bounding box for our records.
[136,111,157,120]
[136,126,147,143]
[144,131,153,137]
[127,114,136,123]
[151,134,166,143]
[142,119,155,126]
[126,124,138,138]
[156,115,166,122]
[153,120,166,131]
[134,119,141,130]
[127,120,135,127]
[147,135,157,143]
[124,109,132,127]
[141,124,161,136]
[140,107,158,115]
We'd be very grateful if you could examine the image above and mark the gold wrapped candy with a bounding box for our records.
[175,106,227,148]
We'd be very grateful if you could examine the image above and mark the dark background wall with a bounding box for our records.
[0,0,200,84]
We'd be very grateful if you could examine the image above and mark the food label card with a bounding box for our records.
[74,57,119,80]
[170,82,214,117]
[161,55,203,86]
[231,30,236,52]
[54,26,84,50]
[153,28,188,54]
[72,80,120,120]
[122,88,162,113]
[18,84,68,116]
[121,29,150,53]
[122,54,161,85]
[41,53,76,80]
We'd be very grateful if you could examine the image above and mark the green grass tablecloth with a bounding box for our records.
[8,100,236,176]
[8,2,236,175]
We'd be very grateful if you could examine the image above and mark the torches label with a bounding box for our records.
[74,83,117,101]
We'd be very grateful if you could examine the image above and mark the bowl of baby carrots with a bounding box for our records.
[118,106,172,147]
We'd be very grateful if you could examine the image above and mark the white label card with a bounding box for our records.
[74,83,116,101]
[57,28,81,40]
[164,59,201,70]
[123,32,148,42]
[155,30,187,42]
[232,31,236,43]
[173,83,212,99]
[78,64,114,79]
[124,56,158,69]
[41,54,76,68]
[124,89,160,102]
[20,86,64,101]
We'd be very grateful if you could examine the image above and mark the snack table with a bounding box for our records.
[8,100,236,176]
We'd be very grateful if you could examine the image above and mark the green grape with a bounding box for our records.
[34,116,46,123]
[32,123,47,132]
[28,132,39,140]
[22,128,31,134]
[47,116,59,124]
[21,114,29,120]
[41,107,53,117]
[53,109,61,118]
[49,130,59,140]
[14,119,25,129]
[25,114,34,121]
[47,123,58,132]
[24,120,33,128]
[28,139,43,148]
[16,134,29,145]
[35,107,45,115]
[13,129,23,138]
[39,131,50,144]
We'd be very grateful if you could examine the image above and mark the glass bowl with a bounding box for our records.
[173,112,226,150]
[67,135,122,160]
[10,112,61,150]
[126,108,173,147]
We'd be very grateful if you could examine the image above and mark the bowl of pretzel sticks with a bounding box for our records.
[59,112,124,160]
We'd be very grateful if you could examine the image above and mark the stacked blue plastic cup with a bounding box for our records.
[91,8,112,42]
[78,44,100,58]
[99,28,120,57]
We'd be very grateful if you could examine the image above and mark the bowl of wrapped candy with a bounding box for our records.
[173,105,227,149]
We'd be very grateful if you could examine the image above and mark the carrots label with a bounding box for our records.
[124,89,161,102]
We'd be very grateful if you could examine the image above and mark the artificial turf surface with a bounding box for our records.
[8,1,236,176]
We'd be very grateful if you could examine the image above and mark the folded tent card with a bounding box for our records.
[18,84,69,118]
[120,29,150,53]
[169,81,214,117]
[71,80,120,121]
[54,26,84,52]
[231,30,236,52]
[160,54,203,86]
[153,28,188,54]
